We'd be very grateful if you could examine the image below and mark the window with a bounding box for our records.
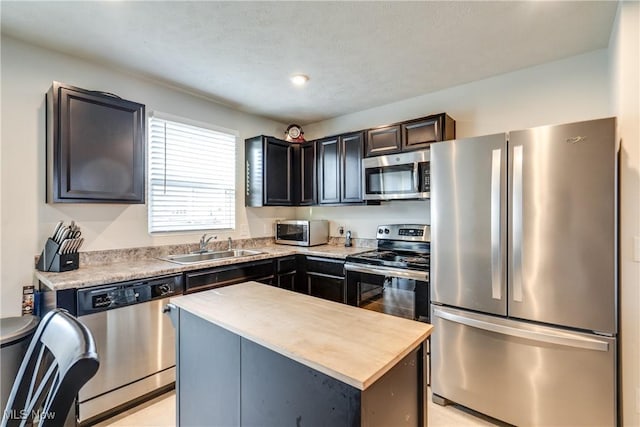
[148,113,237,233]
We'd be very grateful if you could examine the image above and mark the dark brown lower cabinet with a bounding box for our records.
[307,273,345,303]
[277,271,297,291]
[183,255,348,304]
[304,256,345,303]
[184,260,275,293]
[274,255,298,291]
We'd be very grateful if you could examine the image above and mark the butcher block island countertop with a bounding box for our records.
[169,281,432,427]
[170,281,432,390]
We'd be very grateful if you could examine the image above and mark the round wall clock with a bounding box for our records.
[285,124,305,142]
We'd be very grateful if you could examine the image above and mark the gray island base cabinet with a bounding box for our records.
[167,282,432,427]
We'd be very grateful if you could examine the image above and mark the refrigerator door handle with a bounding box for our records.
[512,144,524,302]
[490,148,502,300]
[433,307,609,352]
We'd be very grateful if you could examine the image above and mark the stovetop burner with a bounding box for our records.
[347,249,430,271]
[345,224,431,271]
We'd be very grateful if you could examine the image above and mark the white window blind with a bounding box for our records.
[148,115,237,233]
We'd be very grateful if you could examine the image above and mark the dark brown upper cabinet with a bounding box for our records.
[317,132,363,205]
[46,81,145,203]
[365,113,455,157]
[366,125,401,156]
[401,113,456,151]
[297,141,316,206]
[245,136,294,206]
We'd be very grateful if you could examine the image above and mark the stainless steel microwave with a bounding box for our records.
[275,220,329,246]
[362,150,430,201]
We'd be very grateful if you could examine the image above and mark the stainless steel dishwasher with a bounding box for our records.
[75,275,182,424]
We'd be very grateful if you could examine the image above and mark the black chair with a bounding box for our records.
[1,309,99,427]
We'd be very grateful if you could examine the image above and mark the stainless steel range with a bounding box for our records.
[345,224,430,322]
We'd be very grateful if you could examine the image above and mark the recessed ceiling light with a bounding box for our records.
[290,74,309,86]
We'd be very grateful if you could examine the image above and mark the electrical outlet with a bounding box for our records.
[633,236,640,263]
[338,226,344,236]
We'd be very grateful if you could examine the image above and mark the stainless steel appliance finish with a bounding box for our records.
[430,117,618,426]
[431,306,616,427]
[430,133,507,316]
[345,224,430,322]
[76,275,182,423]
[275,219,329,246]
[362,150,430,201]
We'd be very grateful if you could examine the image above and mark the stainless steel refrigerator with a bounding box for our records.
[430,118,617,426]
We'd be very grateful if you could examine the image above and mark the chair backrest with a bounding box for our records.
[1,309,99,427]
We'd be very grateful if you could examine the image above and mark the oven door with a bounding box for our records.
[344,263,429,322]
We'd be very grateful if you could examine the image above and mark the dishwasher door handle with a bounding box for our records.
[164,303,179,329]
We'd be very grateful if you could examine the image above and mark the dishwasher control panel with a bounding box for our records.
[77,274,183,316]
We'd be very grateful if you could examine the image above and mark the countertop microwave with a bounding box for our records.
[362,150,430,201]
[275,220,329,247]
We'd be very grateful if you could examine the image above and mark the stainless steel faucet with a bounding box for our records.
[227,237,233,251]
[198,233,215,253]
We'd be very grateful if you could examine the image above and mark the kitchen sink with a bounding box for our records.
[160,249,264,264]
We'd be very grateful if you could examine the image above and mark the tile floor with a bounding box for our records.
[98,388,501,427]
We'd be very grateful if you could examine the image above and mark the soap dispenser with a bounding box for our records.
[344,230,352,247]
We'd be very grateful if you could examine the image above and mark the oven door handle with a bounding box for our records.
[344,262,428,281]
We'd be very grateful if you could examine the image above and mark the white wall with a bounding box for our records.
[0,36,295,316]
[301,49,611,238]
[610,2,640,425]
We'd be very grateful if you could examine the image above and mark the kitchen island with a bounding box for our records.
[168,281,432,427]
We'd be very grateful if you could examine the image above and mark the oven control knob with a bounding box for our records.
[378,228,384,235]
[384,228,390,234]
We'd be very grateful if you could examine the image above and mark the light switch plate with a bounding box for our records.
[634,236,640,263]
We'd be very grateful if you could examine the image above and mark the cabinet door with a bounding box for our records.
[47,82,145,203]
[317,137,340,204]
[341,132,363,203]
[307,273,345,303]
[299,141,316,205]
[401,115,443,151]
[264,137,294,205]
[277,271,297,291]
[366,125,401,157]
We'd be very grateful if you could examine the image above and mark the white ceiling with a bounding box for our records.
[1,1,618,125]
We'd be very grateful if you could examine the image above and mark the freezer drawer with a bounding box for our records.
[431,305,616,427]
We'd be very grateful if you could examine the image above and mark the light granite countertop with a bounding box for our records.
[35,243,371,291]
[170,281,432,390]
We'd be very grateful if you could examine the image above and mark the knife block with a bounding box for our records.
[36,238,79,272]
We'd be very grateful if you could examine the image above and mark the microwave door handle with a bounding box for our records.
[413,162,419,192]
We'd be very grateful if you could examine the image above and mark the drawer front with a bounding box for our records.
[305,256,344,277]
[186,260,274,293]
[431,305,616,426]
